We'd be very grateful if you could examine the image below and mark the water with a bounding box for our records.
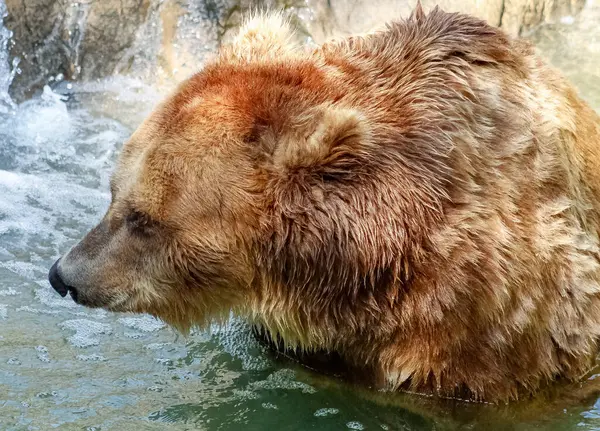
[0,1,16,113]
[1,1,600,430]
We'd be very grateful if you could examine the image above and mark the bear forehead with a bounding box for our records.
[157,61,332,132]
[113,58,337,222]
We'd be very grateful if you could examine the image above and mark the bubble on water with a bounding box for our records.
[93,309,108,319]
[36,345,50,363]
[118,315,166,332]
[232,388,261,401]
[314,408,339,417]
[124,332,144,339]
[262,402,278,410]
[36,391,58,398]
[147,385,163,392]
[16,305,60,315]
[76,354,106,362]
[250,369,316,394]
[58,319,112,348]
[16,305,88,317]
[0,304,7,319]
[0,287,18,296]
[6,357,21,365]
[211,317,271,371]
[346,421,365,430]
[0,261,43,279]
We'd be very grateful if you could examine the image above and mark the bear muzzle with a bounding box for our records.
[49,259,80,303]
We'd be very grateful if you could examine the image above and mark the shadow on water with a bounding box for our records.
[145,334,600,430]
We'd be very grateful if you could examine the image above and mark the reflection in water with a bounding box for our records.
[1,1,600,430]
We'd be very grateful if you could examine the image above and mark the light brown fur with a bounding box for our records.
[52,6,600,402]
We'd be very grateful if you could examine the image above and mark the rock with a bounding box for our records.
[303,0,586,42]
[4,0,153,101]
[304,0,501,43]
[2,0,588,101]
[76,0,153,79]
[4,0,67,101]
[501,0,586,35]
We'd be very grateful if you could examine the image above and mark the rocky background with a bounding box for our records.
[3,0,588,101]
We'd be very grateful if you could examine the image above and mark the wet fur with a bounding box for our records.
[62,6,600,402]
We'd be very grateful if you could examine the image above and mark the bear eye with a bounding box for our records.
[126,210,157,236]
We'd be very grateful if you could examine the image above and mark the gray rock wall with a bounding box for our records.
[3,0,588,101]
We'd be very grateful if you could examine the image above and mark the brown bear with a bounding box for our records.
[48,5,600,403]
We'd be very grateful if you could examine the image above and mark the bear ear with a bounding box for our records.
[411,0,426,21]
[223,12,299,62]
[268,105,371,175]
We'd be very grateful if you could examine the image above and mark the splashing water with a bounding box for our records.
[0,1,17,112]
[1,0,600,430]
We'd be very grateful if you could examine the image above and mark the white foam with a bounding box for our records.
[118,315,166,332]
[15,86,72,145]
[58,319,112,348]
[124,332,144,339]
[0,261,43,279]
[0,287,17,296]
[314,408,339,417]
[250,369,316,394]
[35,345,50,363]
[76,354,107,362]
[147,385,163,392]
[16,305,88,317]
[0,170,21,186]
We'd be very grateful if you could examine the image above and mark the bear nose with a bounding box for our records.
[49,260,77,301]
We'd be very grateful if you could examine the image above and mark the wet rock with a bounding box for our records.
[5,0,153,101]
[4,0,66,101]
[2,0,588,101]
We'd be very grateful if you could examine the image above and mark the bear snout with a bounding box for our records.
[48,259,79,303]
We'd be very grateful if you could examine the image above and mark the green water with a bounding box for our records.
[1,1,600,430]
